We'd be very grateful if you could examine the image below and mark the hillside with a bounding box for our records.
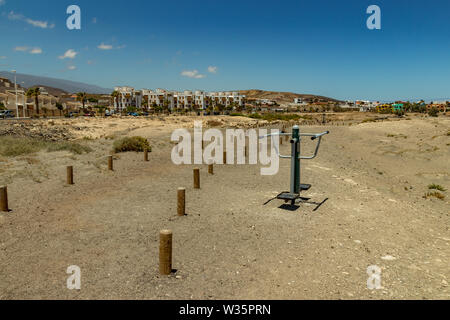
[29,85,67,97]
[0,71,111,94]
[239,89,341,104]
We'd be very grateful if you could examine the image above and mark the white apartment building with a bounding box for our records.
[115,87,246,112]
[113,86,142,111]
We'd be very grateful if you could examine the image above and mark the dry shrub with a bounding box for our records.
[423,192,445,200]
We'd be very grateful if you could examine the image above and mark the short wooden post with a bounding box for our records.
[193,168,200,189]
[108,156,113,171]
[280,136,283,145]
[208,164,214,175]
[223,151,227,164]
[0,186,8,212]
[67,166,74,185]
[245,146,248,157]
[177,188,185,216]
[144,149,149,162]
[159,230,173,275]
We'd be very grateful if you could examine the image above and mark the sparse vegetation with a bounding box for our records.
[46,141,92,154]
[361,118,377,123]
[246,113,312,122]
[113,136,151,153]
[0,136,92,157]
[423,191,445,200]
[428,184,446,192]
[387,133,407,139]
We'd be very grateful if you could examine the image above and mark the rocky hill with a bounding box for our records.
[239,89,341,104]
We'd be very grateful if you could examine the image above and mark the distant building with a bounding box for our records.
[427,103,447,113]
[113,86,141,111]
[293,98,307,105]
[113,87,246,112]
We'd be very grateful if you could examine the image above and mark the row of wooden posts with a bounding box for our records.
[161,130,290,275]
[0,130,291,276]
[0,149,150,207]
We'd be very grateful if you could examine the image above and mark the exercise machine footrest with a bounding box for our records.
[300,184,311,191]
[277,192,300,201]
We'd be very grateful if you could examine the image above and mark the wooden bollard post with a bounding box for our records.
[223,151,227,164]
[193,168,200,189]
[0,186,8,212]
[208,164,214,175]
[159,230,173,275]
[67,166,74,185]
[280,136,283,145]
[144,149,149,162]
[108,156,113,171]
[177,188,185,216]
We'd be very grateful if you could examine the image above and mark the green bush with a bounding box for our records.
[113,136,151,153]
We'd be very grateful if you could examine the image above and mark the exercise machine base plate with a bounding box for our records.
[277,184,312,205]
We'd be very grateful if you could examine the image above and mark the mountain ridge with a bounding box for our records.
[0,71,111,94]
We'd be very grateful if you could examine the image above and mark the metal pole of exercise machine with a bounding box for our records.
[290,125,300,195]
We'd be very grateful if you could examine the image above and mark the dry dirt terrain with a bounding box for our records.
[0,113,449,299]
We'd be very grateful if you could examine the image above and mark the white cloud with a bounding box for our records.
[181,70,206,79]
[68,65,76,70]
[92,17,97,24]
[14,46,29,52]
[208,66,218,74]
[97,43,113,50]
[59,49,78,59]
[14,46,42,54]
[8,11,54,29]
[30,47,42,54]
[8,11,23,20]
[26,19,54,29]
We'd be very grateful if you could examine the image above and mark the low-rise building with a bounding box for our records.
[113,87,246,112]
[426,103,447,113]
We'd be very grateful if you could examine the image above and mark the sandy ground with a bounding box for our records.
[0,114,449,299]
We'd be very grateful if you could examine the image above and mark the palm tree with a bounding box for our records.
[111,91,119,107]
[76,92,87,110]
[26,87,41,115]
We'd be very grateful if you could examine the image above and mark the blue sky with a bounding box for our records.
[0,0,449,101]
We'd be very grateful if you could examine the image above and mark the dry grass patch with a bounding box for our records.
[0,136,92,157]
